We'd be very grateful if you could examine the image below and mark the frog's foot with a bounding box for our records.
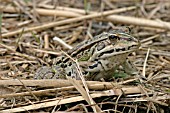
[34,66,59,79]
[122,59,139,75]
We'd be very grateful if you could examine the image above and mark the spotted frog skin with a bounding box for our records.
[35,30,140,81]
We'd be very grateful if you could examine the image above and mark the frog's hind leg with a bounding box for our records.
[35,66,56,79]
[34,66,65,79]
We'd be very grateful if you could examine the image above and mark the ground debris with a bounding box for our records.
[0,0,170,112]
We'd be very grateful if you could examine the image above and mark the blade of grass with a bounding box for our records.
[0,12,2,41]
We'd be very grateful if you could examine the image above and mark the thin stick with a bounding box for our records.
[106,15,170,29]
[0,79,111,87]
[35,8,83,17]
[0,86,75,98]
[53,36,73,49]
[62,50,99,112]
[140,34,159,43]
[142,48,150,78]
[0,79,138,88]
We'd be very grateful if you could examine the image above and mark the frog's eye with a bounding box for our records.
[109,35,120,40]
[109,35,116,39]
[109,35,119,44]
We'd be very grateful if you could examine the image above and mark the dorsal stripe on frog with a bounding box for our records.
[68,32,109,57]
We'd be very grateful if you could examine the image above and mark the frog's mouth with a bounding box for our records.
[95,43,140,59]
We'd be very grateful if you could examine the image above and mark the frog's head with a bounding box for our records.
[93,31,140,59]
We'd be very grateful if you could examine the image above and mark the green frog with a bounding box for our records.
[35,30,140,81]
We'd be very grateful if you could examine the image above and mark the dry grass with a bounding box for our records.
[0,0,170,112]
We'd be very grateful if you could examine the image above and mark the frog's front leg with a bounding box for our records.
[81,60,117,81]
[122,59,138,75]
